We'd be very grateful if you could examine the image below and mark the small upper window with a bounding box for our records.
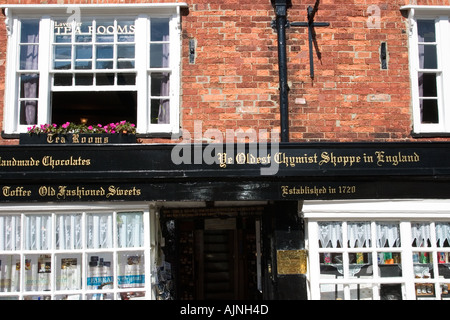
[406,7,450,134]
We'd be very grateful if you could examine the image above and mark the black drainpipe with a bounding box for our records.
[272,0,291,143]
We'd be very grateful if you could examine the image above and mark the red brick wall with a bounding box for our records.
[0,0,449,144]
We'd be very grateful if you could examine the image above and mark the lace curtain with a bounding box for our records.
[412,222,450,247]
[0,216,21,251]
[318,222,401,248]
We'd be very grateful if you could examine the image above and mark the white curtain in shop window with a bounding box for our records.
[0,216,21,251]
[87,214,113,249]
[411,223,431,247]
[56,215,82,250]
[347,222,371,248]
[117,212,144,248]
[25,215,51,250]
[436,222,450,247]
[376,223,400,248]
[318,222,342,248]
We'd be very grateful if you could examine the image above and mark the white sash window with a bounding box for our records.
[2,4,185,135]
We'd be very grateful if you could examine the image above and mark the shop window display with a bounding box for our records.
[309,220,450,300]
[0,211,149,300]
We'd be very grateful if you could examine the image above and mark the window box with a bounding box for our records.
[19,133,136,145]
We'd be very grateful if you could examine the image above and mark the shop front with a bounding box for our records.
[0,142,449,300]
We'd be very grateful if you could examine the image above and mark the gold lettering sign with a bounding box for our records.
[276,249,307,275]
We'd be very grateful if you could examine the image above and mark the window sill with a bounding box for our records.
[1,131,180,140]
[411,131,450,138]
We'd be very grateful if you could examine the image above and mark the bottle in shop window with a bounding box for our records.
[356,253,364,264]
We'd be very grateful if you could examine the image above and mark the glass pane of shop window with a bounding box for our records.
[0,255,20,292]
[117,212,144,248]
[376,223,401,248]
[86,213,113,249]
[378,252,402,277]
[0,216,21,251]
[86,292,114,300]
[117,251,145,288]
[320,283,344,300]
[348,222,371,248]
[350,282,373,300]
[55,254,82,291]
[87,253,113,291]
[348,253,373,279]
[436,222,450,248]
[56,214,82,250]
[25,215,52,250]
[24,254,52,292]
[318,222,342,248]
[380,284,403,300]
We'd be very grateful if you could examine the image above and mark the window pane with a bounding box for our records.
[117,212,144,248]
[96,21,115,42]
[318,222,342,248]
[75,73,94,86]
[0,216,21,251]
[96,61,113,69]
[418,20,436,42]
[117,20,135,42]
[25,215,52,251]
[436,222,450,247]
[419,45,437,69]
[54,61,71,70]
[117,252,145,288]
[117,73,136,85]
[56,254,82,290]
[150,43,170,68]
[21,20,40,43]
[118,45,135,59]
[20,45,39,70]
[0,254,20,292]
[420,99,439,123]
[96,73,115,86]
[376,223,400,248]
[75,21,93,43]
[25,254,52,291]
[87,253,113,292]
[75,60,92,70]
[151,18,170,41]
[151,99,170,124]
[76,45,92,60]
[348,222,371,248]
[54,74,73,86]
[20,74,39,99]
[418,73,437,97]
[411,223,432,247]
[86,214,113,249]
[96,45,113,59]
[55,45,72,60]
[56,214,82,250]
[151,73,170,96]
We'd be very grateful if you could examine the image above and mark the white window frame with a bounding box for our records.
[403,6,450,134]
[304,199,450,300]
[2,4,186,135]
[0,202,158,300]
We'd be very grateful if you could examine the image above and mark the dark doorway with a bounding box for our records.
[161,209,262,300]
